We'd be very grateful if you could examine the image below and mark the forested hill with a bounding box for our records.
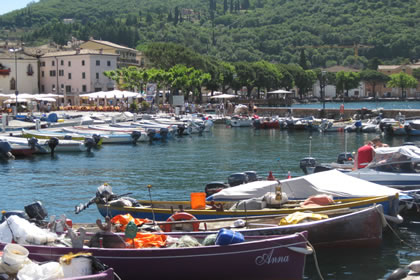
[1,0,419,67]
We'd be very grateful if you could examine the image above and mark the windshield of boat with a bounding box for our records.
[366,146,420,173]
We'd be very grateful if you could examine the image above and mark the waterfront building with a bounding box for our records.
[0,49,39,95]
[80,39,146,68]
[371,62,420,98]
[39,49,118,106]
[312,66,365,99]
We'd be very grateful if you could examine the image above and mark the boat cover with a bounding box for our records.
[207,170,401,201]
[367,145,420,168]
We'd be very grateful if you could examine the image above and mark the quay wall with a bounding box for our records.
[255,107,420,120]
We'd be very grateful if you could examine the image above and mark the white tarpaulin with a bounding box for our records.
[207,170,401,201]
[210,94,237,99]
[369,146,420,166]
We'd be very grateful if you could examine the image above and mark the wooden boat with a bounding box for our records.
[0,232,309,280]
[150,204,386,249]
[22,129,104,146]
[95,194,400,221]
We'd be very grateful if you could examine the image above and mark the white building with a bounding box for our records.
[39,49,118,106]
[0,49,39,95]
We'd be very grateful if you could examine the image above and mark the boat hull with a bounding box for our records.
[0,233,308,280]
[97,195,399,221]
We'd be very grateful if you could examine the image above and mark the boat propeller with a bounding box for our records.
[131,131,141,144]
[160,128,169,140]
[47,137,59,156]
[92,134,101,145]
[27,137,39,150]
[177,124,185,137]
[147,129,156,143]
[0,140,14,160]
[84,138,95,153]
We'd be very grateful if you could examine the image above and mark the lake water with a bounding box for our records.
[1,126,420,279]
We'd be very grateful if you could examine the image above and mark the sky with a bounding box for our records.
[0,0,38,15]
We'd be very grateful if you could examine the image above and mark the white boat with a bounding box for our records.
[61,127,145,144]
[207,170,403,201]
[229,115,253,127]
[84,125,150,142]
[347,145,420,190]
[0,135,89,153]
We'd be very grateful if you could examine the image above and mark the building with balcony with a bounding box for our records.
[0,49,39,95]
[80,39,145,68]
[39,49,118,106]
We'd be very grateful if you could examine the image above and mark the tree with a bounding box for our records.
[336,71,361,98]
[233,61,256,98]
[294,69,316,99]
[359,69,390,99]
[299,49,309,70]
[252,60,283,98]
[387,72,418,99]
[413,68,420,81]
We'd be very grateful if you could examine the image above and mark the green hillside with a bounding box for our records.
[1,0,419,67]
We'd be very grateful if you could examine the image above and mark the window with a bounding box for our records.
[82,72,86,79]
[59,70,64,76]
[41,85,45,92]
[41,71,44,77]
[82,85,87,92]
[50,70,56,77]
[82,60,85,66]
[41,62,45,67]
[68,61,71,67]
[95,87,102,92]
[52,60,55,66]
[66,85,71,93]
[61,60,64,66]
[10,78,16,90]
[61,84,64,89]
[68,73,72,79]
[96,60,100,66]
[107,61,111,67]
[96,73,99,79]
[52,84,56,91]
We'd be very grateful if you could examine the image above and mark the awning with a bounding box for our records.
[210,94,237,99]
[267,89,292,94]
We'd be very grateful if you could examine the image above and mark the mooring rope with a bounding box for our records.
[298,232,324,280]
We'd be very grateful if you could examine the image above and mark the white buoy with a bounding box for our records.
[407,260,420,273]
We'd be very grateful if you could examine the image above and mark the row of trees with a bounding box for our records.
[106,43,420,102]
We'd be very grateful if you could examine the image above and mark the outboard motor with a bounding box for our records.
[337,152,353,164]
[205,182,230,197]
[253,119,261,129]
[24,201,48,222]
[244,171,258,182]
[27,137,39,150]
[0,140,14,160]
[227,172,249,187]
[177,124,185,137]
[47,137,59,156]
[147,129,156,143]
[84,137,95,153]
[299,157,317,174]
[131,131,141,144]
[92,134,102,146]
[198,124,205,135]
[160,128,169,141]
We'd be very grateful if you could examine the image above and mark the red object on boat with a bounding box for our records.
[287,171,292,179]
[267,171,276,181]
[65,219,73,228]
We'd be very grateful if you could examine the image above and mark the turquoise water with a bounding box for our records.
[291,101,420,110]
[1,126,420,279]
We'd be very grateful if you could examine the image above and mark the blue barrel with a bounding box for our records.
[215,228,245,245]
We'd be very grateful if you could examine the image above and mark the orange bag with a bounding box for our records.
[126,233,167,248]
[110,214,150,231]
